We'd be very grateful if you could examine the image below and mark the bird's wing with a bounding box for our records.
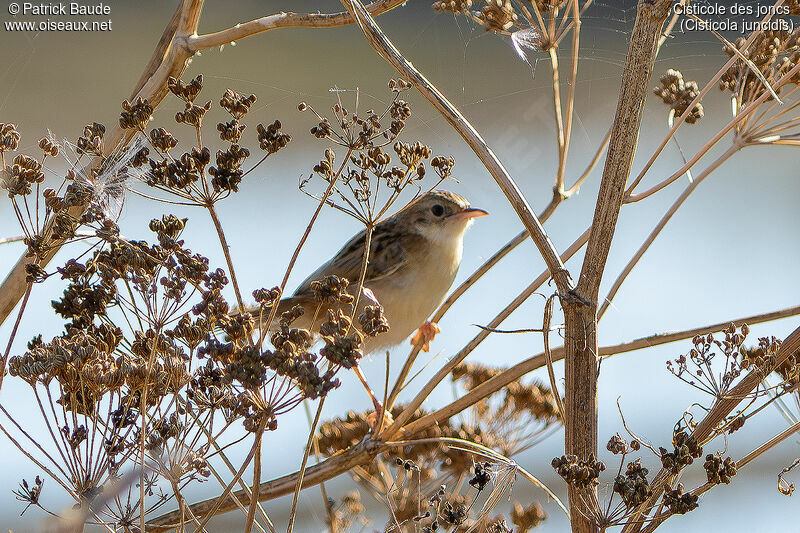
[293,224,418,297]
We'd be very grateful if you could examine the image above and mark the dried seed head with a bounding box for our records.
[119,98,153,130]
[552,454,605,489]
[257,120,291,154]
[220,89,257,118]
[511,501,547,532]
[168,75,204,102]
[433,0,472,14]
[38,137,59,157]
[0,122,20,151]
[358,305,390,337]
[480,0,517,33]
[150,127,179,151]
[662,483,699,515]
[613,458,651,508]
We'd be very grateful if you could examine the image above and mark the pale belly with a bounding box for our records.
[362,259,458,352]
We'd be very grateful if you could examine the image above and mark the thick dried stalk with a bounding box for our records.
[562,3,677,530]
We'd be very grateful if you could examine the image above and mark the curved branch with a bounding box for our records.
[186,0,408,52]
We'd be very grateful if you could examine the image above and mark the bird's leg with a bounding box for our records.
[410,321,441,352]
[353,366,393,432]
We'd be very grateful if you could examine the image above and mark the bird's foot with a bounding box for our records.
[411,321,441,352]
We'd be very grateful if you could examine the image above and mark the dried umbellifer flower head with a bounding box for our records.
[433,0,472,13]
[168,74,204,102]
[480,0,517,33]
[257,120,291,154]
[175,101,212,127]
[552,453,605,489]
[358,305,390,337]
[511,501,547,532]
[653,69,704,124]
[310,275,354,305]
[220,88,257,118]
[119,98,153,130]
[0,122,21,151]
[38,137,59,157]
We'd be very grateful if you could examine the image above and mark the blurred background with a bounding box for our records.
[1,1,799,531]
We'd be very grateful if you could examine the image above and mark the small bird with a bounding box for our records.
[277,190,488,353]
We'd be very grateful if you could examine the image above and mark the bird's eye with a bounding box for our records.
[431,204,445,217]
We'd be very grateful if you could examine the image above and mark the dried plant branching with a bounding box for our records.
[2,1,800,532]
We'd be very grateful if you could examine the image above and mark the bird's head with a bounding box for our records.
[398,190,488,244]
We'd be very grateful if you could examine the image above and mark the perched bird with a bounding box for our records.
[276,190,487,353]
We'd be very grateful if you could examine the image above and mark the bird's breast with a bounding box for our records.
[364,239,462,351]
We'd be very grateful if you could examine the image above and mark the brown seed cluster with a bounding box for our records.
[653,69,704,124]
[704,454,737,485]
[452,363,561,422]
[358,305,390,337]
[119,98,154,130]
[433,0,472,14]
[552,454,605,489]
[1,154,44,197]
[662,483,699,515]
[509,501,547,531]
[0,122,20,151]
[481,0,517,33]
[613,458,652,508]
[659,430,703,474]
[136,75,291,203]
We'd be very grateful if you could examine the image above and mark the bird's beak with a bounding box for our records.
[456,207,489,219]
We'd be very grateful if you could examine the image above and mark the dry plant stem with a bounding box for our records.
[184,0,407,51]
[192,420,268,532]
[543,294,565,419]
[207,202,246,311]
[556,0,581,190]
[623,324,800,533]
[564,3,671,530]
[244,431,265,533]
[244,432,264,533]
[198,416,275,532]
[341,0,572,294]
[0,282,32,391]
[287,398,325,533]
[597,144,739,319]
[549,46,567,190]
